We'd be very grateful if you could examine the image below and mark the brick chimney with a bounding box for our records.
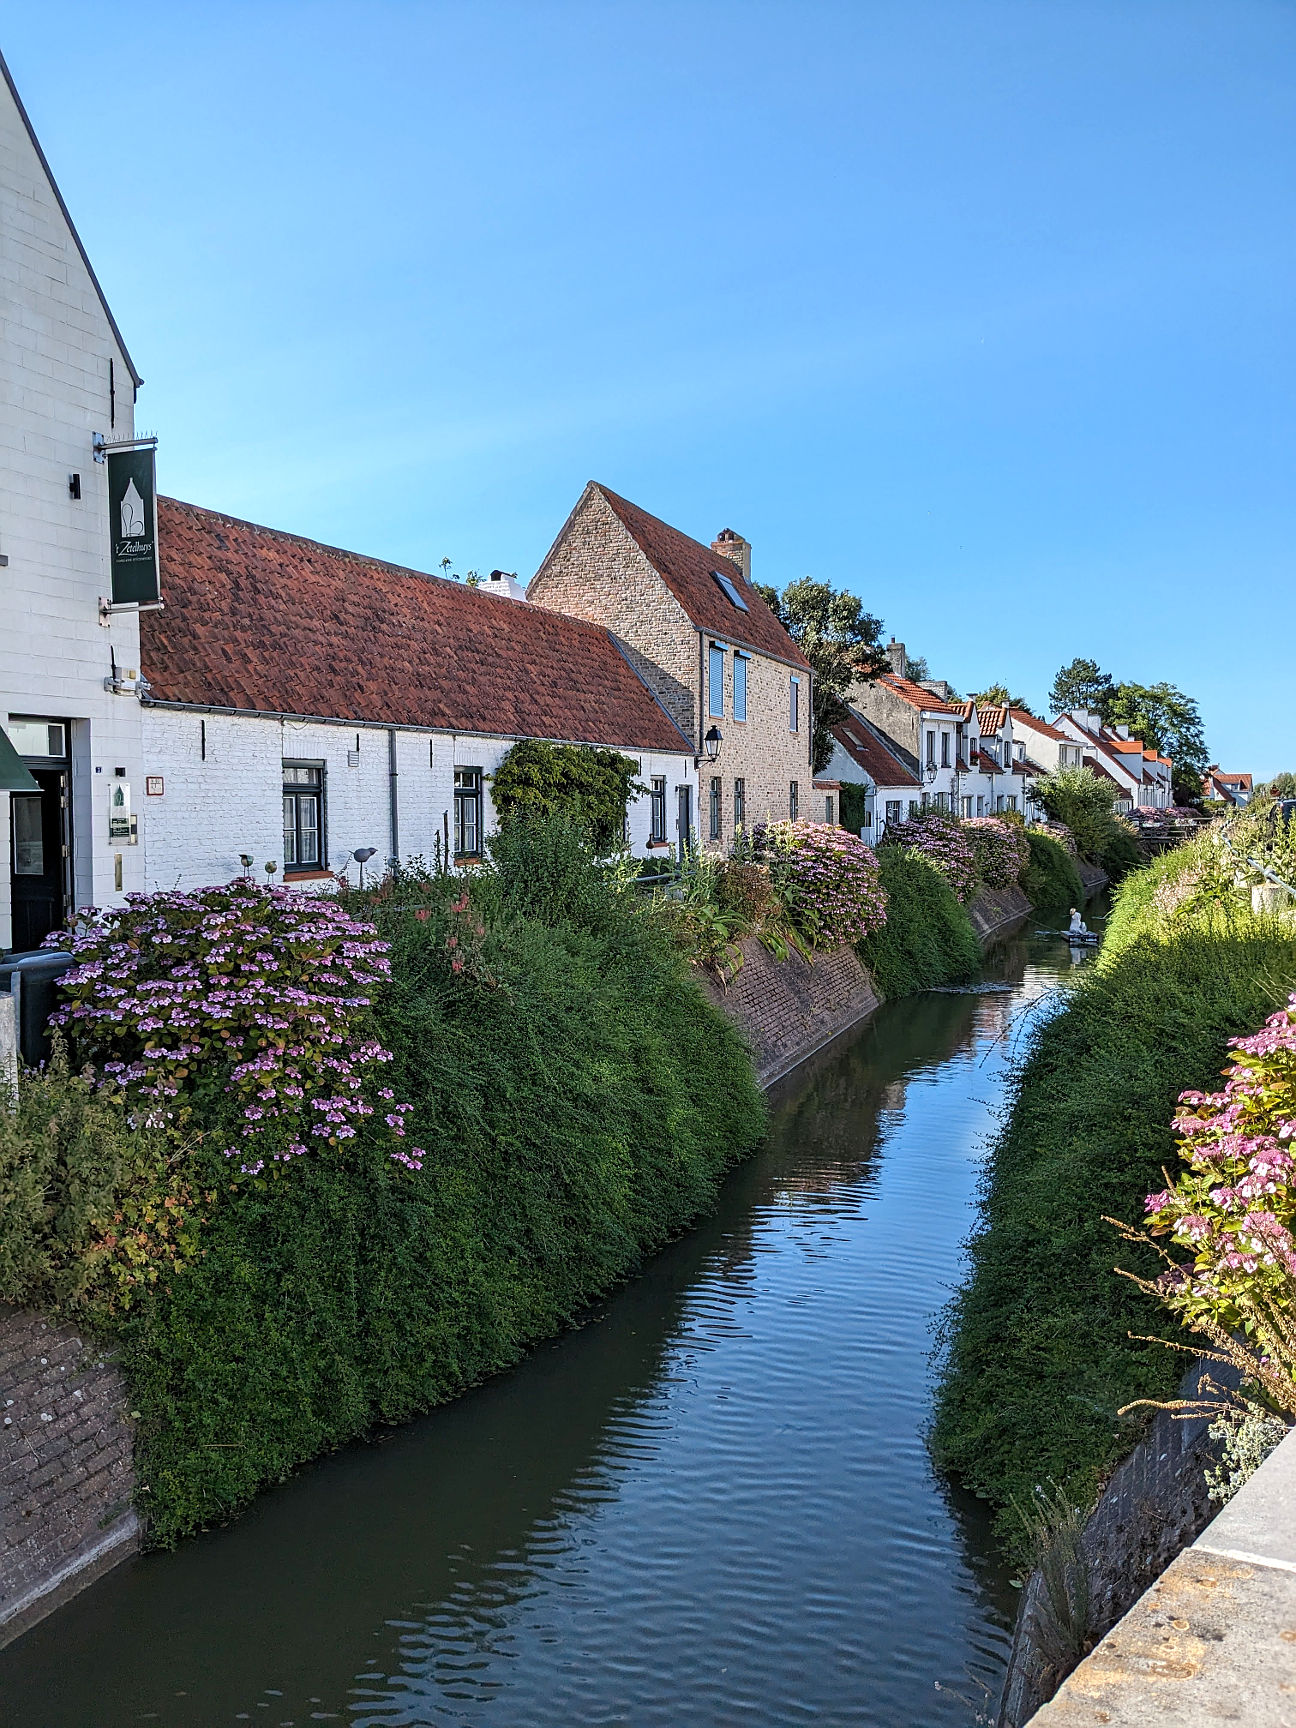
[886,638,907,678]
[711,528,750,582]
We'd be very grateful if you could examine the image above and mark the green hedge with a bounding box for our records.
[856,847,980,999]
[108,835,765,1544]
[931,841,1296,1558]
[1020,830,1085,913]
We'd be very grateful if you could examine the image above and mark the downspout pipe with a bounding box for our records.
[387,729,399,870]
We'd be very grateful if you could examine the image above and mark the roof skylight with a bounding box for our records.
[711,569,749,612]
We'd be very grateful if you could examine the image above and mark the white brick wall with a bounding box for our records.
[1,67,146,945]
[142,707,695,889]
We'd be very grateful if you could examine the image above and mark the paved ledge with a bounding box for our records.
[1028,1429,1296,1725]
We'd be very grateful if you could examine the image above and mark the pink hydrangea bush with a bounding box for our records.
[879,812,978,902]
[963,817,1031,889]
[1115,992,1296,1416]
[758,821,888,950]
[48,882,425,1177]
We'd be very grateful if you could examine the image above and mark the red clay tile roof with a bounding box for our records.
[975,751,1002,775]
[1107,737,1145,754]
[1217,771,1253,787]
[975,704,1008,733]
[1083,755,1124,787]
[590,484,810,669]
[142,498,694,754]
[830,718,920,788]
[876,672,960,715]
[1011,709,1067,742]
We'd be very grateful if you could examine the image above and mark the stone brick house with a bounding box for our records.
[137,499,696,888]
[528,482,814,851]
[849,641,964,816]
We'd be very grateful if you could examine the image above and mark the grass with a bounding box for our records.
[931,839,1296,1557]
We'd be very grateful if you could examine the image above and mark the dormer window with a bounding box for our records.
[711,569,749,612]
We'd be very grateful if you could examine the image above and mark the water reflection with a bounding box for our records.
[5,919,1093,1728]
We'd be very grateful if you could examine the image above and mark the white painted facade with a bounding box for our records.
[1,56,148,950]
[141,706,695,890]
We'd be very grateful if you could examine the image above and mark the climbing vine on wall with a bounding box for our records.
[489,739,645,854]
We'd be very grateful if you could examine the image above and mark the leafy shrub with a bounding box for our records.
[932,841,1296,1559]
[116,821,766,1543]
[1034,819,1077,854]
[838,781,870,834]
[879,812,977,902]
[711,860,773,924]
[0,1049,200,1316]
[1225,796,1296,891]
[48,883,425,1176]
[489,738,644,855]
[856,848,979,998]
[1021,830,1085,913]
[756,820,888,950]
[964,816,1031,889]
[1034,766,1140,876]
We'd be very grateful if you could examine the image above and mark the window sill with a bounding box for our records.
[453,854,483,866]
[283,868,336,882]
[646,840,672,850]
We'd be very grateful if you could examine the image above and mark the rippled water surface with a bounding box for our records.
[4,921,1093,1727]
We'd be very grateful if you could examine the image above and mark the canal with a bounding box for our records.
[3,916,1096,1727]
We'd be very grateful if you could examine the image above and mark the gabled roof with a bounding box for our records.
[830,715,920,789]
[976,704,1008,733]
[586,484,810,669]
[0,50,142,387]
[1106,737,1145,754]
[1083,755,1123,788]
[877,673,959,715]
[1010,709,1067,742]
[140,499,694,755]
[1216,771,1253,788]
[975,751,1002,775]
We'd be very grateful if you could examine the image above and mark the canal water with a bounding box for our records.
[4,917,1096,1728]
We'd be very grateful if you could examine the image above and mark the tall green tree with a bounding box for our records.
[1264,772,1296,798]
[1106,682,1209,804]
[754,577,887,773]
[1048,657,1115,719]
[969,682,1035,714]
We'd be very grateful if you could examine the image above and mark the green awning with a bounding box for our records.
[0,726,39,791]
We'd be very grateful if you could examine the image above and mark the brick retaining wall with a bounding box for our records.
[0,1305,139,1648]
[703,939,880,1089]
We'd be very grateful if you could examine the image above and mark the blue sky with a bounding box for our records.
[7,3,1293,772]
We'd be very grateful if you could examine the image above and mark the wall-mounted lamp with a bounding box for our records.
[704,726,723,764]
[924,764,938,784]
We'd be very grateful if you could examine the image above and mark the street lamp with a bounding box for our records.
[703,726,723,764]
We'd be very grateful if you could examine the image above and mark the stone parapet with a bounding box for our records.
[1025,1427,1296,1725]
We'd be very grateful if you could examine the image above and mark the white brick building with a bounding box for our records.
[1,51,149,952]
[138,500,696,889]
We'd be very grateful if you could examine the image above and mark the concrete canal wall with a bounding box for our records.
[0,1306,139,1649]
[1025,1425,1296,1725]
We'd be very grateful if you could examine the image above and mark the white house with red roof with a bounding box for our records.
[1202,768,1253,807]
[137,500,697,889]
[822,709,922,836]
[1054,711,1173,810]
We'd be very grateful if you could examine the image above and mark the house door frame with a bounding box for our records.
[8,721,72,954]
[676,783,693,858]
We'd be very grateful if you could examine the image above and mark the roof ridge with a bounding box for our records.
[159,495,617,647]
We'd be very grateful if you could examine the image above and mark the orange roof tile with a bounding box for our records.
[142,498,694,755]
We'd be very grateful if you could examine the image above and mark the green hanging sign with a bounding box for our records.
[107,444,161,606]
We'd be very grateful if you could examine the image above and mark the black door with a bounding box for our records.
[10,769,69,952]
[676,784,693,857]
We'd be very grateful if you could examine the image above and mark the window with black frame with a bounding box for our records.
[282,763,324,873]
[734,776,746,830]
[454,767,483,858]
[709,776,722,841]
